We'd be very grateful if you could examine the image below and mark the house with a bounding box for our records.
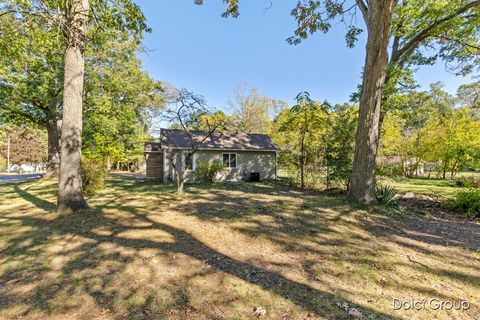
[144,129,280,183]
[376,156,425,176]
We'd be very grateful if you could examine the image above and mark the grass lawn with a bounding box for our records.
[0,174,479,320]
[380,178,463,198]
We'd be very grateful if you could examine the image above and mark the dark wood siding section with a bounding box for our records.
[146,153,163,180]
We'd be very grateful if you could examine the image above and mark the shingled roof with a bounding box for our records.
[145,129,279,152]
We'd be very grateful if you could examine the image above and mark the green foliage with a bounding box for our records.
[457,81,480,110]
[455,176,480,189]
[375,185,398,206]
[379,83,480,179]
[286,1,361,46]
[277,0,480,80]
[272,99,357,190]
[273,92,329,189]
[195,160,226,183]
[228,84,276,134]
[377,163,404,178]
[0,3,164,170]
[81,27,165,165]
[198,111,235,132]
[450,189,480,218]
[0,14,63,128]
[0,0,153,127]
[0,125,47,166]
[82,157,107,196]
[325,104,357,188]
[391,0,480,77]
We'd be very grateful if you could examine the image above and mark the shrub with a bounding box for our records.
[376,185,398,206]
[450,189,480,218]
[455,176,480,188]
[271,176,295,187]
[82,157,107,195]
[195,160,226,183]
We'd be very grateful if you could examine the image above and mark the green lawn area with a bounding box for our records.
[0,174,479,319]
[382,178,460,198]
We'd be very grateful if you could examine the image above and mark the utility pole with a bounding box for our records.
[7,135,10,173]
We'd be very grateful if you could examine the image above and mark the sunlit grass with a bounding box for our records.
[0,175,478,319]
[383,178,462,198]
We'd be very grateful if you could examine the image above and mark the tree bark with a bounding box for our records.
[177,176,185,196]
[441,158,449,179]
[349,0,395,203]
[46,119,62,176]
[57,0,89,214]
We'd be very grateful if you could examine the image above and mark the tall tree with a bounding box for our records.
[379,82,480,178]
[0,14,63,174]
[457,81,480,110]
[57,0,90,213]
[0,22,160,175]
[162,89,221,196]
[1,0,149,213]
[275,92,329,189]
[348,0,396,202]
[228,84,273,134]
[325,104,358,189]
[211,0,480,203]
[83,37,164,168]
[0,125,47,167]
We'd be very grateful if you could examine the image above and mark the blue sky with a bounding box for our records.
[136,1,472,110]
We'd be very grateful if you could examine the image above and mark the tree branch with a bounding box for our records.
[391,0,480,65]
[442,35,480,51]
[355,0,368,24]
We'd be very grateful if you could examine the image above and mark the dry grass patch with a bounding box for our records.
[0,174,479,320]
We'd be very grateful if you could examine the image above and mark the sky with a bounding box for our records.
[136,1,473,110]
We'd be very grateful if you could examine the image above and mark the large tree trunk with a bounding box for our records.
[46,119,61,176]
[57,0,89,214]
[349,0,395,203]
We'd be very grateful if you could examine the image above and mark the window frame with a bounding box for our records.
[222,153,237,169]
[182,152,196,171]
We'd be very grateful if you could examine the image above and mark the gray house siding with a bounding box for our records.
[164,150,276,183]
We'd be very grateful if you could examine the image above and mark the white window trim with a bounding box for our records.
[222,153,237,169]
[163,149,168,183]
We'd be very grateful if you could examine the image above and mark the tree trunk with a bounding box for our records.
[450,160,458,179]
[46,119,61,176]
[175,165,186,196]
[57,0,89,214]
[299,130,306,189]
[299,158,305,189]
[349,0,395,203]
[169,150,184,196]
[442,159,448,179]
[177,177,185,196]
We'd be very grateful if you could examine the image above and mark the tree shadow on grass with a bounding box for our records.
[13,184,57,212]
[179,183,480,253]
[0,185,400,320]
[172,183,480,315]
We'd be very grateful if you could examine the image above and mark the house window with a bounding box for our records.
[223,153,237,168]
[183,152,196,171]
